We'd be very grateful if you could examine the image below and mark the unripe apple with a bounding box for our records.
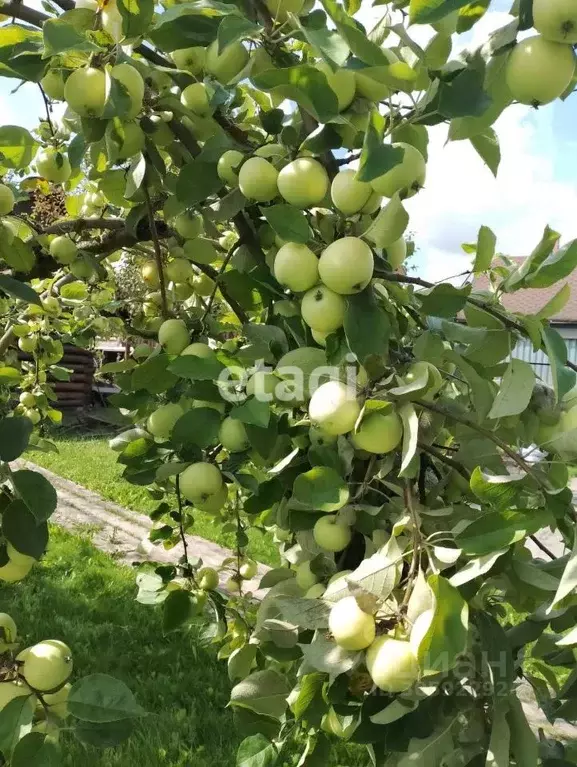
[305,583,326,599]
[506,35,575,105]
[370,142,426,198]
[331,170,372,215]
[225,575,243,594]
[0,681,33,711]
[6,543,35,568]
[329,596,375,650]
[64,67,106,117]
[386,238,406,269]
[158,319,189,354]
[352,409,402,454]
[318,236,374,295]
[301,285,345,333]
[166,258,193,283]
[311,329,329,347]
[197,567,219,590]
[179,462,223,503]
[239,559,257,580]
[406,361,443,399]
[362,190,382,214]
[317,61,355,112]
[533,0,577,44]
[195,482,228,513]
[181,82,211,116]
[22,641,73,692]
[205,40,249,84]
[111,63,144,118]
[117,121,145,159]
[172,47,206,74]
[295,561,319,590]
[309,380,361,435]
[18,335,37,353]
[42,296,61,315]
[41,70,65,101]
[0,183,14,215]
[43,682,71,719]
[354,51,398,102]
[0,559,32,582]
[183,238,218,264]
[217,150,244,186]
[265,0,304,20]
[70,256,95,280]
[309,425,337,447]
[174,211,203,240]
[277,158,329,209]
[0,613,17,650]
[19,391,36,408]
[49,235,77,264]
[219,417,249,452]
[192,273,214,296]
[274,243,319,293]
[313,515,352,552]
[366,636,419,692]
[35,148,71,184]
[147,402,183,439]
[148,115,173,146]
[141,260,160,288]
[246,370,278,399]
[239,157,279,202]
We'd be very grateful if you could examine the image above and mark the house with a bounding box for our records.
[470,256,577,387]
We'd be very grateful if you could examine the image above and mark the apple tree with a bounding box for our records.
[2,0,577,763]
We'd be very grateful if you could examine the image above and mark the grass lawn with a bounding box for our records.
[31,434,280,567]
[1,528,367,767]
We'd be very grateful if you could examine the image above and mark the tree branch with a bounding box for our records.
[42,218,126,235]
[2,1,49,26]
[142,183,169,320]
[417,440,470,480]
[200,241,239,326]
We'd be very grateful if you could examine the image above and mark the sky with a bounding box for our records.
[1,0,577,282]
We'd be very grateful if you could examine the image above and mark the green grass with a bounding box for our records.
[31,434,280,567]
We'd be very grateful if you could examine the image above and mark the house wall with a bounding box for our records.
[511,324,577,388]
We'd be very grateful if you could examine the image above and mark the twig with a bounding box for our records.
[529,534,556,560]
[352,455,376,501]
[142,183,168,320]
[418,440,470,480]
[175,476,190,567]
[38,84,55,136]
[335,152,361,167]
[41,218,126,235]
[400,481,420,610]
[200,241,239,326]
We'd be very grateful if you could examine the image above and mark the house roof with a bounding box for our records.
[471,256,577,323]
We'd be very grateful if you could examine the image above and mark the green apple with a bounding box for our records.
[301,285,345,333]
[329,596,375,650]
[173,212,203,240]
[6,543,35,568]
[246,370,278,399]
[317,61,355,112]
[318,236,374,295]
[534,0,577,44]
[64,67,106,117]
[309,380,361,435]
[166,258,193,282]
[18,335,37,353]
[331,170,372,215]
[19,391,36,408]
[370,142,426,198]
[147,402,183,439]
[386,238,406,269]
[22,641,73,692]
[69,255,94,280]
[0,221,15,245]
[181,82,211,116]
[43,682,71,719]
[180,462,223,503]
[49,235,77,264]
[352,410,402,454]
[274,243,319,292]
[0,183,14,215]
[217,150,244,186]
[309,425,337,447]
[225,575,243,594]
[265,0,304,20]
[172,47,206,74]
[35,148,71,184]
[538,403,577,459]
[506,35,575,105]
[205,40,249,84]
[219,417,249,452]
[406,361,443,399]
[313,515,352,552]
[195,483,228,513]
[41,70,65,101]
[183,237,218,264]
[239,559,257,580]
[239,157,279,202]
[197,567,219,590]
[366,636,419,692]
[0,681,33,711]
[362,190,382,214]
[141,260,160,288]
[23,409,41,425]
[42,296,61,315]
[0,559,32,582]
[277,158,329,208]
[305,583,326,599]
[295,561,319,590]
[111,63,144,118]
[311,329,329,347]
[117,121,145,159]
[181,342,217,359]
[354,51,397,102]
[148,115,174,146]
[158,319,189,354]
[192,273,215,296]
[0,613,17,650]
[328,569,352,585]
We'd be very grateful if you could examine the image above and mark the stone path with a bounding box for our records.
[16,460,269,599]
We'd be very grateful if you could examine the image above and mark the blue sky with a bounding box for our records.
[1,0,576,281]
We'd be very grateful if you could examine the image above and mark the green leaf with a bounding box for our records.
[470,127,501,177]
[168,355,224,381]
[456,509,551,556]
[298,633,357,675]
[457,0,491,32]
[0,126,37,170]
[363,193,408,249]
[117,0,154,38]
[449,549,507,587]
[252,65,339,123]
[344,288,390,366]
[60,281,88,300]
[230,397,271,428]
[0,26,44,82]
[176,158,223,205]
[74,717,136,748]
[526,238,577,289]
[473,224,496,273]
[324,545,399,602]
[410,0,472,24]
[542,325,576,402]
[300,14,350,67]
[12,469,57,522]
[356,112,404,184]
[125,153,147,199]
[12,731,60,767]
[258,568,294,589]
[228,645,258,683]
[290,673,324,720]
[276,597,330,629]
[42,17,101,56]
[398,402,418,477]
[237,734,277,767]
[488,359,535,419]
[417,575,468,676]
[148,2,229,50]
[261,204,310,244]
[0,694,35,756]
[292,466,349,511]
[535,283,570,320]
[155,462,192,481]
[321,0,391,65]
[0,366,21,385]
[133,354,178,393]
[548,530,577,612]
[469,467,524,511]
[172,408,221,448]
[2,500,48,559]
[163,589,192,633]
[418,284,471,317]
[68,674,145,723]
[0,274,42,306]
[0,416,33,461]
[230,670,290,720]
[503,225,559,291]
[217,15,260,52]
